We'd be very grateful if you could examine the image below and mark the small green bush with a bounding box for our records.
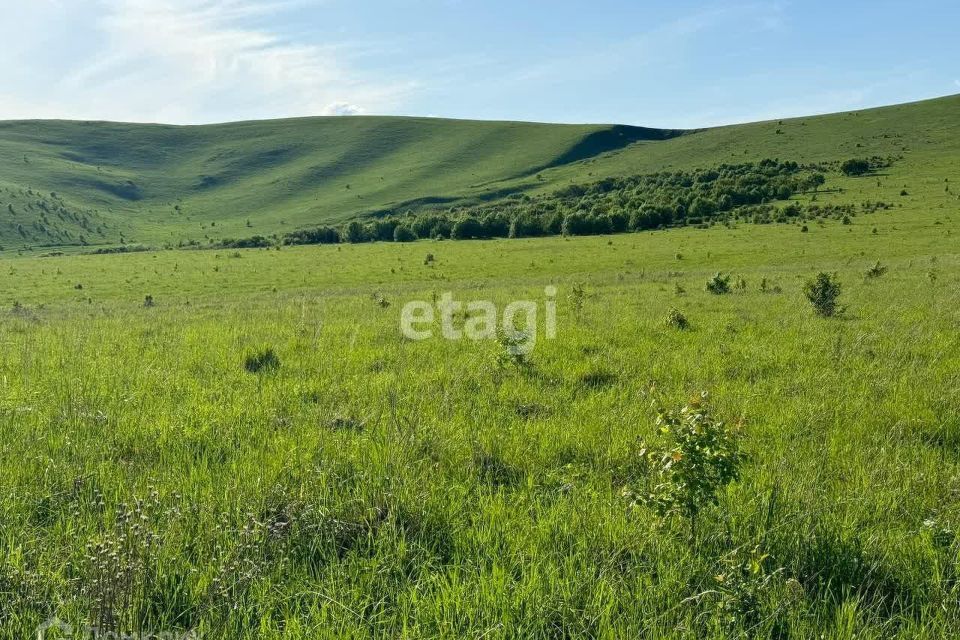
[496,329,532,370]
[706,273,731,295]
[569,282,587,318]
[665,307,690,330]
[865,261,888,279]
[803,272,844,317]
[628,392,744,541]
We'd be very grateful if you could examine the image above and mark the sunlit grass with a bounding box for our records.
[1,190,958,637]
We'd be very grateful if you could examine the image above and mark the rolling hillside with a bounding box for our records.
[0,93,957,251]
[0,118,678,250]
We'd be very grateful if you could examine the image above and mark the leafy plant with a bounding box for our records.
[495,329,532,370]
[665,307,690,330]
[705,273,732,295]
[569,282,587,319]
[803,272,844,317]
[628,392,744,541]
[712,545,783,632]
[865,261,888,279]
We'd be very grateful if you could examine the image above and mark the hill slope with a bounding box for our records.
[0,93,957,250]
[0,117,678,250]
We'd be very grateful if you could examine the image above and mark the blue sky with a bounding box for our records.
[1,0,957,127]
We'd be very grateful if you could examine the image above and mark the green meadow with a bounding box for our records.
[1,95,959,638]
[0,93,957,252]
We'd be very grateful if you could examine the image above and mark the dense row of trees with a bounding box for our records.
[280,159,834,246]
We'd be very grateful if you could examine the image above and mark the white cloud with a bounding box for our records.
[0,0,413,123]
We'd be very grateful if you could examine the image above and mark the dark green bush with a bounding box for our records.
[841,159,871,176]
[803,272,844,317]
[706,273,732,295]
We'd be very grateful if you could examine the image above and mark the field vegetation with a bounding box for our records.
[0,94,959,638]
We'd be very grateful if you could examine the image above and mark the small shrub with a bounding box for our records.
[244,348,280,374]
[665,307,689,330]
[496,329,532,370]
[569,282,587,318]
[706,273,731,295]
[627,392,744,541]
[865,261,888,279]
[713,545,783,632]
[803,272,844,317]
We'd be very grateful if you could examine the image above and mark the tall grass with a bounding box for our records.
[0,208,958,638]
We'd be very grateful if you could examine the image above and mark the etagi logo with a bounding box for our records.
[400,287,558,354]
[36,617,196,640]
[36,618,73,640]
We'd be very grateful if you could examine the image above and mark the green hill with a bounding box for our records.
[0,93,957,251]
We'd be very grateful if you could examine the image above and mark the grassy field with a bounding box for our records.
[0,96,959,638]
[1,198,959,638]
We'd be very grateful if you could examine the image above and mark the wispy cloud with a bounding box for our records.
[0,0,413,123]
[499,3,786,88]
